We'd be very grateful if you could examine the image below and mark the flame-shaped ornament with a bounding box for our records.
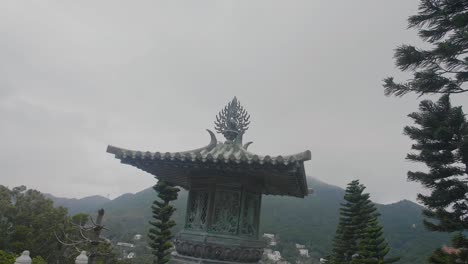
[214,97,250,142]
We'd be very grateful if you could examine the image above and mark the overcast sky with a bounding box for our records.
[2,0,467,204]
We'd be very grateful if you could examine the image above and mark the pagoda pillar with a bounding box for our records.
[171,180,264,263]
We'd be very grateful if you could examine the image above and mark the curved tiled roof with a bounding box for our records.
[107,130,311,197]
[107,130,311,166]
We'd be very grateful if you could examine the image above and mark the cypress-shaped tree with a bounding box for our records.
[330,180,375,264]
[404,95,468,232]
[330,180,396,264]
[148,180,180,264]
[352,217,399,264]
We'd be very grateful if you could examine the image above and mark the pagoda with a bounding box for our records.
[107,97,311,263]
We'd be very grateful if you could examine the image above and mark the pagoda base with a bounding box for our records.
[173,230,264,264]
[170,252,261,264]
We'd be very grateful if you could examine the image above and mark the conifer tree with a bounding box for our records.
[352,217,399,264]
[384,0,468,97]
[331,180,368,264]
[148,180,180,264]
[404,95,468,232]
[383,1,468,260]
[330,180,396,264]
[404,95,468,262]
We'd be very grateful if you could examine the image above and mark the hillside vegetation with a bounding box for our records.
[49,178,450,263]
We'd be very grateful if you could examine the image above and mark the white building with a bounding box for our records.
[320,258,328,263]
[295,244,305,249]
[263,233,275,239]
[117,242,135,248]
[263,233,278,246]
[133,234,142,240]
[127,252,135,259]
[266,251,282,261]
[298,249,309,257]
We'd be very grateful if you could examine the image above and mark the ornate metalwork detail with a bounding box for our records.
[215,97,250,141]
[186,191,209,231]
[209,190,240,234]
[174,239,263,263]
[240,193,260,237]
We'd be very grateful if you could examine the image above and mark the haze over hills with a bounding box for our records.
[47,178,450,264]
[44,193,110,215]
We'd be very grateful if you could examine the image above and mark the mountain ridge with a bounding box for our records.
[47,178,449,264]
[47,177,415,207]
[45,193,110,215]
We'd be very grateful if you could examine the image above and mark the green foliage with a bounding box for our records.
[404,95,468,232]
[330,180,374,263]
[60,211,121,264]
[71,213,89,226]
[428,233,468,264]
[383,0,468,96]
[148,180,180,264]
[0,185,121,264]
[0,185,72,263]
[56,178,450,264]
[93,241,121,264]
[32,256,47,264]
[330,180,396,264]
[352,218,400,264]
[384,2,468,261]
[0,250,15,264]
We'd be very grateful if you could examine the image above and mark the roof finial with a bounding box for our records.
[214,97,250,142]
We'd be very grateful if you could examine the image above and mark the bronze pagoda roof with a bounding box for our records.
[106,97,311,197]
[107,129,311,197]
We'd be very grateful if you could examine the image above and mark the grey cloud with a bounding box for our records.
[1,0,449,203]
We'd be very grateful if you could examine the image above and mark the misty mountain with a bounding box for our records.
[47,178,450,264]
[45,193,110,215]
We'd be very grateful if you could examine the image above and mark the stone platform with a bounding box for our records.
[170,252,261,264]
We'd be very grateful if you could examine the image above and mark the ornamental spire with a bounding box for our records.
[214,97,250,142]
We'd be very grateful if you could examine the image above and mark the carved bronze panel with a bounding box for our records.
[186,190,209,231]
[239,192,261,237]
[209,190,241,235]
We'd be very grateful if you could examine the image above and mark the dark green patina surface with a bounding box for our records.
[107,97,311,263]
